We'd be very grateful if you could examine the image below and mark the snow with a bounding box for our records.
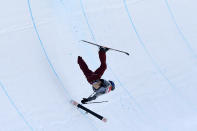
[0,0,197,130]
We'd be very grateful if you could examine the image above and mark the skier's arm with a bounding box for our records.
[87,87,106,101]
[81,94,97,104]
[87,94,98,101]
[81,87,106,104]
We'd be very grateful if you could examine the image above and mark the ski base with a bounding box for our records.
[70,100,107,123]
[81,40,130,56]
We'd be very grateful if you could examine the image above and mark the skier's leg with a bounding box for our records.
[78,56,95,83]
[94,50,107,78]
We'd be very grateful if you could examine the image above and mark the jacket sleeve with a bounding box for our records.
[87,87,106,101]
[87,94,97,101]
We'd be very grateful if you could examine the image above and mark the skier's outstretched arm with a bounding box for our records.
[87,94,97,101]
[81,87,106,104]
[81,94,98,104]
[81,91,102,104]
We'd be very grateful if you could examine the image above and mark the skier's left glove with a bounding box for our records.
[81,98,89,104]
[99,47,109,52]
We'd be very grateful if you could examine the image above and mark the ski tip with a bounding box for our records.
[126,52,130,56]
[70,100,79,106]
[102,118,107,123]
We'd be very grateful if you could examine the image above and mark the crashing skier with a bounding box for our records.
[78,47,115,104]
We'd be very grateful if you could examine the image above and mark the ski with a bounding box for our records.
[81,40,130,56]
[70,100,107,122]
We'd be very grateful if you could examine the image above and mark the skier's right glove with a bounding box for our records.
[99,47,109,52]
[81,98,89,104]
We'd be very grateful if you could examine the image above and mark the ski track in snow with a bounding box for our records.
[27,0,71,100]
[27,0,99,130]
[0,81,34,131]
[123,0,197,111]
[164,0,197,58]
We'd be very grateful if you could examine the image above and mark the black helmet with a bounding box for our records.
[109,80,115,91]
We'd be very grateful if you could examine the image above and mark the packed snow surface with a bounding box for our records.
[0,0,197,130]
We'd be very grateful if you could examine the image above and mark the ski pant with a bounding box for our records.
[78,50,107,84]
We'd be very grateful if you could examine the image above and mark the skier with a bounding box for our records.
[78,47,115,104]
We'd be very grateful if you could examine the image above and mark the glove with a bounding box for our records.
[81,98,89,104]
[99,47,109,52]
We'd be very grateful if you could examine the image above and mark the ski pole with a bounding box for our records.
[85,101,108,104]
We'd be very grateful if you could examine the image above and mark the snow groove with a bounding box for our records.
[79,0,97,42]
[123,0,178,90]
[0,81,34,131]
[123,0,197,111]
[27,0,71,100]
[164,0,197,58]
[27,0,99,130]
